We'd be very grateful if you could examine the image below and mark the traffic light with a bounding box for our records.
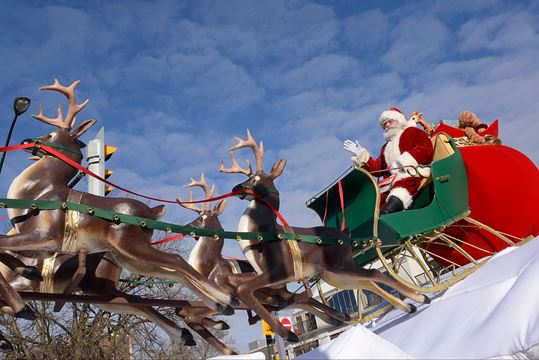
[105,145,117,161]
[103,145,116,196]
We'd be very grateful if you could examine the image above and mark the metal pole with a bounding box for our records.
[0,113,19,175]
[0,97,31,175]
[275,333,287,360]
[265,334,275,360]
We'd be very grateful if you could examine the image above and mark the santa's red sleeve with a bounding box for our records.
[364,145,390,177]
[395,127,434,168]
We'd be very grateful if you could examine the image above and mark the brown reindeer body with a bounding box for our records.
[0,250,195,345]
[175,175,349,354]
[221,130,430,342]
[0,79,237,316]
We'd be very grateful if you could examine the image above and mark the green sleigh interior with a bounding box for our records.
[306,135,469,267]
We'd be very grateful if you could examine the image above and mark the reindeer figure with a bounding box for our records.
[0,79,237,316]
[176,174,351,354]
[410,111,435,136]
[220,130,431,342]
[0,250,196,345]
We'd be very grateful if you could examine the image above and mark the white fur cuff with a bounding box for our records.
[352,148,370,168]
[396,151,418,169]
[389,187,413,209]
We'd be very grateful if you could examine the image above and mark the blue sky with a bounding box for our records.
[0,0,538,353]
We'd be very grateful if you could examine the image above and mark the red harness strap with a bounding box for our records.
[243,189,290,228]
[39,144,243,205]
[150,233,185,245]
[321,190,329,225]
[337,180,346,231]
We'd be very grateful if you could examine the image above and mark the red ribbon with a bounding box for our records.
[337,180,346,231]
[244,189,290,227]
[150,233,185,245]
[37,144,242,205]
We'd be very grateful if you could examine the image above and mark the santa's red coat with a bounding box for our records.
[363,127,434,205]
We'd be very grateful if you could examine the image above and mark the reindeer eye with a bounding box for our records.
[49,131,57,138]
[201,214,208,220]
[254,175,261,182]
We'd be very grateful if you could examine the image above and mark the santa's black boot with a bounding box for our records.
[380,196,404,215]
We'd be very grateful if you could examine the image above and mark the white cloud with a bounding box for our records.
[458,10,539,53]
[383,13,452,73]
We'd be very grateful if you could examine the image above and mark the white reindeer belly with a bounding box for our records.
[237,202,264,274]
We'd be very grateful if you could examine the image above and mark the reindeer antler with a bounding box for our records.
[219,129,264,175]
[177,173,216,213]
[32,79,90,130]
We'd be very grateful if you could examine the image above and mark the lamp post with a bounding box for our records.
[0,97,31,175]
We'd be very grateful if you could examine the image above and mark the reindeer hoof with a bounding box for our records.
[184,339,197,346]
[15,266,43,282]
[216,304,235,316]
[422,295,431,304]
[286,331,299,343]
[213,321,230,330]
[14,305,36,321]
[230,295,240,306]
[408,304,417,314]
[181,329,196,346]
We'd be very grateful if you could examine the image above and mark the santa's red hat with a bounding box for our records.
[379,107,407,127]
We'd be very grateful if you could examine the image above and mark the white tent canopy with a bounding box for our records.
[300,237,539,359]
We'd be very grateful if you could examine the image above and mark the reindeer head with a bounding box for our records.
[178,173,227,237]
[219,129,286,203]
[25,79,96,161]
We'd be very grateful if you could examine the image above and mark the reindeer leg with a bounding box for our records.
[321,266,429,313]
[82,278,195,345]
[361,281,417,313]
[177,306,229,330]
[289,302,345,326]
[110,243,238,315]
[231,272,299,342]
[0,272,35,320]
[362,270,430,305]
[186,321,237,355]
[0,253,42,282]
[0,232,58,251]
[299,298,350,323]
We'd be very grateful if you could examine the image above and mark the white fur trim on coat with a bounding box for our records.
[352,148,370,168]
[388,187,414,209]
[379,110,407,126]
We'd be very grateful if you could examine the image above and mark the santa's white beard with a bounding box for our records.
[384,126,404,141]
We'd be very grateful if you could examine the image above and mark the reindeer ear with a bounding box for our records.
[72,119,96,138]
[269,159,287,180]
[213,199,228,216]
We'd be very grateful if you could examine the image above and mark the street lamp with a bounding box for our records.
[0,97,31,175]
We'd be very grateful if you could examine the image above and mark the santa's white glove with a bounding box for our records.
[389,161,401,175]
[351,148,371,168]
[343,140,364,156]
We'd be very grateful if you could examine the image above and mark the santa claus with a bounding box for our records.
[344,108,434,214]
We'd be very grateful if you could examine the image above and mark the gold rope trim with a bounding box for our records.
[227,259,242,274]
[62,190,83,253]
[283,226,303,279]
[39,254,57,293]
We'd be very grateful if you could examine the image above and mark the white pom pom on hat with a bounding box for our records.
[379,107,407,126]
